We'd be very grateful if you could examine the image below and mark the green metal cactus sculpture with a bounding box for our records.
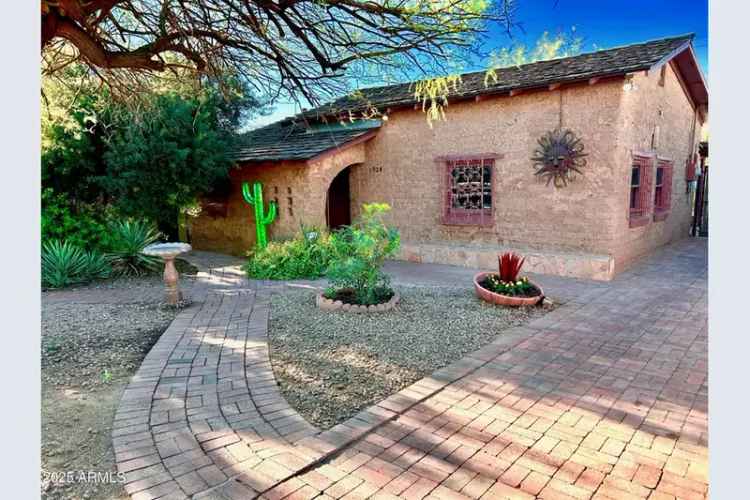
[242,181,277,249]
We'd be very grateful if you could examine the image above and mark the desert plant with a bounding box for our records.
[42,240,111,288]
[244,225,334,280]
[242,181,277,249]
[107,220,162,276]
[498,252,525,283]
[42,240,88,288]
[80,249,113,281]
[325,203,400,305]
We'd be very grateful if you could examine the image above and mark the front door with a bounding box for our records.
[327,168,351,230]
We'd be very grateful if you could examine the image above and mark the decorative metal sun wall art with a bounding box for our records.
[530,128,588,187]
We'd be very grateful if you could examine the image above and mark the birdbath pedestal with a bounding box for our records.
[142,243,192,305]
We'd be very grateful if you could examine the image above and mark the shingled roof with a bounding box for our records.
[236,34,705,162]
[299,34,698,119]
[233,120,380,162]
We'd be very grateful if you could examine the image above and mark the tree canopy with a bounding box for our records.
[41,67,266,238]
[42,0,516,105]
[487,28,583,69]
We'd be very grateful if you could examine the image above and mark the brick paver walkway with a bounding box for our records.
[114,239,707,500]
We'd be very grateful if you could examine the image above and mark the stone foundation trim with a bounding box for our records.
[398,241,615,281]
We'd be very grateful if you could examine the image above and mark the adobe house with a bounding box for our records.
[190,34,708,280]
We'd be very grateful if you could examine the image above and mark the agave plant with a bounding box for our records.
[42,240,111,288]
[107,220,162,276]
[80,250,112,281]
[498,252,525,282]
[42,240,88,288]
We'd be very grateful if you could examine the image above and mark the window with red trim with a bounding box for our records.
[442,157,494,226]
[653,159,673,221]
[629,156,653,228]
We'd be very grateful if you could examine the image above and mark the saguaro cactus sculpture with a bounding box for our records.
[242,181,277,249]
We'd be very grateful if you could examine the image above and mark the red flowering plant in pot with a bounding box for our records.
[474,252,544,306]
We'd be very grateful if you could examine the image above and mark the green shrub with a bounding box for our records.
[42,240,111,288]
[41,188,115,251]
[244,226,334,280]
[107,220,162,276]
[325,203,400,305]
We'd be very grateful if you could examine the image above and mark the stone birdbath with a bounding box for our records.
[142,242,192,305]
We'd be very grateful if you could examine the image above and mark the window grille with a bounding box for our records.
[442,157,494,226]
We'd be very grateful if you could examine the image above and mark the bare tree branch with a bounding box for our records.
[42,0,517,104]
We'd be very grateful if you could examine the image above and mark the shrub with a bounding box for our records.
[42,240,111,288]
[325,203,400,305]
[41,188,116,251]
[107,220,162,276]
[244,225,334,280]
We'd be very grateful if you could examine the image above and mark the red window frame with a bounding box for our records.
[653,159,673,221]
[629,155,654,228]
[440,156,495,226]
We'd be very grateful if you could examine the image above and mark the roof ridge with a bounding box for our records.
[315,33,696,98]
[244,33,697,130]
[577,32,694,54]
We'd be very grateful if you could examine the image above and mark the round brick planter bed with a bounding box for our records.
[473,272,544,307]
[316,292,400,313]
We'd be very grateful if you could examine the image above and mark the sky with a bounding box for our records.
[249,0,707,129]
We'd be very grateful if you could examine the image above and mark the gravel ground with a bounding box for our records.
[268,285,551,430]
[41,269,195,500]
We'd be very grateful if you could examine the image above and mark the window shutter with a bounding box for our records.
[642,157,654,213]
[629,155,654,227]
[654,159,673,221]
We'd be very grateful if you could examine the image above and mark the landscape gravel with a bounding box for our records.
[268,285,551,429]
[41,267,196,500]
[42,301,177,388]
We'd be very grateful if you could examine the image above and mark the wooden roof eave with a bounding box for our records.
[651,42,708,120]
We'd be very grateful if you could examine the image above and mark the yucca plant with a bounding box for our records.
[42,240,112,288]
[42,240,88,288]
[80,250,112,281]
[498,252,525,282]
[107,220,162,276]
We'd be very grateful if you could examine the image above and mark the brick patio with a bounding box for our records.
[114,239,707,499]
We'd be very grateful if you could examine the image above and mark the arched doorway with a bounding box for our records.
[326,167,351,230]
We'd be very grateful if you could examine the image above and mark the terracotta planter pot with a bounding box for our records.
[473,272,544,307]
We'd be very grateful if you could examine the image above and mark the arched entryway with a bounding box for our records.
[326,166,351,230]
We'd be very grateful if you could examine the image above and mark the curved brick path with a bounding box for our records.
[115,240,707,500]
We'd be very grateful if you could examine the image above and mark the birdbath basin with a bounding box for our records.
[142,243,192,305]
